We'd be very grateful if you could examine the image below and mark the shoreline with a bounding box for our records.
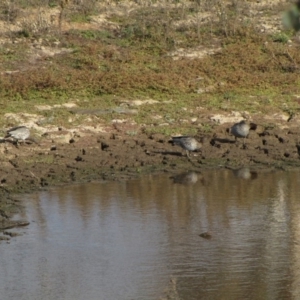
[1,117,300,235]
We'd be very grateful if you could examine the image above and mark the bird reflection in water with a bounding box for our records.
[232,167,258,180]
[170,171,205,185]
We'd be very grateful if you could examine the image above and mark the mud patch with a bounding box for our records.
[1,118,300,239]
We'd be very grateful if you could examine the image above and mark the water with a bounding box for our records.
[1,168,300,300]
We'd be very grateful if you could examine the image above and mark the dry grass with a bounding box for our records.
[1,31,298,97]
[0,0,298,132]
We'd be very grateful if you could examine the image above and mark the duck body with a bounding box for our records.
[170,136,202,157]
[231,120,250,138]
[5,126,30,142]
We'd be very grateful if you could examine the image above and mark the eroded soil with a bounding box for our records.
[1,115,300,237]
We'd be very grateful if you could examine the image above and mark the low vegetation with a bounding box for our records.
[0,0,299,135]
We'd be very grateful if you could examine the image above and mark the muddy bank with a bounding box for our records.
[1,119,300,235]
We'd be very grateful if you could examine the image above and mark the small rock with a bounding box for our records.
[199,232,212,239]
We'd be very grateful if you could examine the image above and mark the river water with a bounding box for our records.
[1,168,300,300]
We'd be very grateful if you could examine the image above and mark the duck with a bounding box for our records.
[5,126,30,143]
[169,136,202,158]
[4,126,38,146]
[230,120,250,145]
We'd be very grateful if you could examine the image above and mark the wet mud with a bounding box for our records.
[1,121,300,233]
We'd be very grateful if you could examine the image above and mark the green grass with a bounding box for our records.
[24,155,55,165]
[271,32,291,43]
[69,14,92,23]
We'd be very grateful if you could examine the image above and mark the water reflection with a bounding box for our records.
[1,169,300,300]
[170,171,204,185]
[231,167,258,180]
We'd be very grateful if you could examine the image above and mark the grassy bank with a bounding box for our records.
[0,0,299,135]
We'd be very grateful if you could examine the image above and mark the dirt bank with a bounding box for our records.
[1,114,300,237]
